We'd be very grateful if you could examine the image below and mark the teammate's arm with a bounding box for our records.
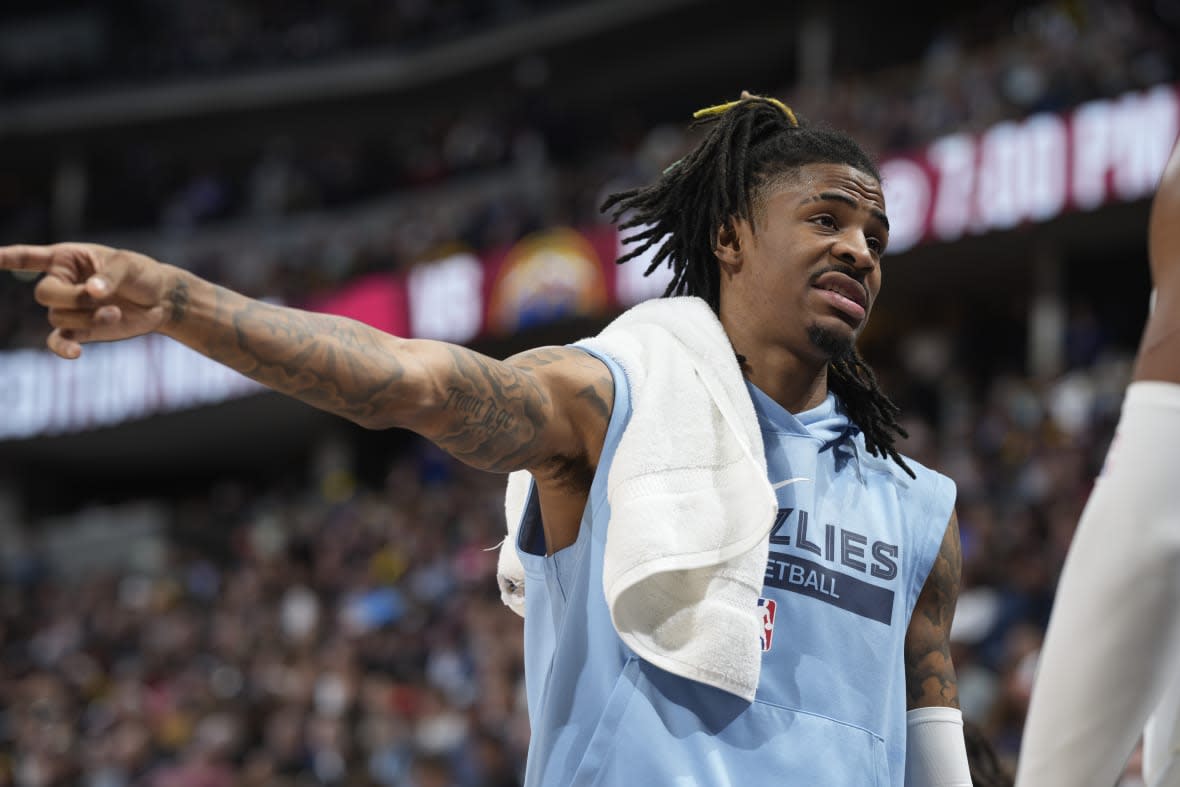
[1135,136,1180,384]
[1016,138,1180,787]
[1148,135,1180,291]
[903,512,971,787]
[0,243,613,476]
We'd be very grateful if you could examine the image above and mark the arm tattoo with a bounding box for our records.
[169,281,411,427]
[576,383,611,421]
[430,346,613,475]
[443,386,516,435]
[428,345,553,472]
[166,276,612,474]
[904,516,962,709]
[509,346,570,369]
[168,277,190,323]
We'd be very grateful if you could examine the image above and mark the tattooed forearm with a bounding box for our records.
[159,269,613,474]
[161,272,410,426]
[904,513,962,709]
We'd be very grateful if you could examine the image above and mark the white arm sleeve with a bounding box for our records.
[1144,669,1180,786]
[1017,382,1180,787]
[905,707,971,787]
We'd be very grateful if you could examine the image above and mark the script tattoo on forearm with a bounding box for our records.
[904,518,962,709]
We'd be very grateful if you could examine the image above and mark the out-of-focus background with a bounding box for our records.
[0,1,1177,784]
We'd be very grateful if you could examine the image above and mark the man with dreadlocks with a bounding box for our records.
[0,94,969,786]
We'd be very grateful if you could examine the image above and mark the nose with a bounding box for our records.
[832,230,877,271]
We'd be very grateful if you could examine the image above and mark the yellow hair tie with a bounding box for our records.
[692,94,799,127]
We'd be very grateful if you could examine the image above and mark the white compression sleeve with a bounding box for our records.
[1017,382,1180,787]
[905,707,971,787]
[1145,668,1180,786]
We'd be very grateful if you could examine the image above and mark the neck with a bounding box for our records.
[721,312,830,413]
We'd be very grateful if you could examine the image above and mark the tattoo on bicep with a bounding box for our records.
[508,346,570,369]
[905,519,962,709]
[443,386,518,436]
[576,383,611,421]
[427,346,553,471]
[431,347,613,474]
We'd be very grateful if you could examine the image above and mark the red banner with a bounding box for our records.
[302,272,409,337]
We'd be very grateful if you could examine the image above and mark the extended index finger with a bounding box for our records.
[0,244,60,272]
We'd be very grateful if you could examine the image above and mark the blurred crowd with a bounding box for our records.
[0,327,1138,785]
[789,0,1176,155]
[2,450,528,787]
[0,0,589,99]
[11,0,1175,236]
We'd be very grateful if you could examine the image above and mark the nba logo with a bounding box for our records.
[758,597,777,652]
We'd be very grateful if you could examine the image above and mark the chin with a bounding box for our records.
[806,323,855,358]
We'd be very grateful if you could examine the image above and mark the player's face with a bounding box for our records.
[719,162,887,362]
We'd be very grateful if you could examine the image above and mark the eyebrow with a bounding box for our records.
[805,191,890,231]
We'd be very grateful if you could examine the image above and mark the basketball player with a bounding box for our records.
[0,95,970,785]
[1015,139,1180,786]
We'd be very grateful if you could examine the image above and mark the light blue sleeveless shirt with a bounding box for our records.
[516,347,955,786]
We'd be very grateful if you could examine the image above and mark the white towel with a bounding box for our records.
[497,470,532,617]
[498,296,779,701]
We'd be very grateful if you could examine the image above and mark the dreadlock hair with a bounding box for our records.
[601,94,914,478]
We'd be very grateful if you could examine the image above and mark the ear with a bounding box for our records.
[714,219,743,272]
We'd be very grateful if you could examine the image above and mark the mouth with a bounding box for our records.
[811,270,868,324]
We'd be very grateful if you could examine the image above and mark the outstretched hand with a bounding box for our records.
[0,243,172,359]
